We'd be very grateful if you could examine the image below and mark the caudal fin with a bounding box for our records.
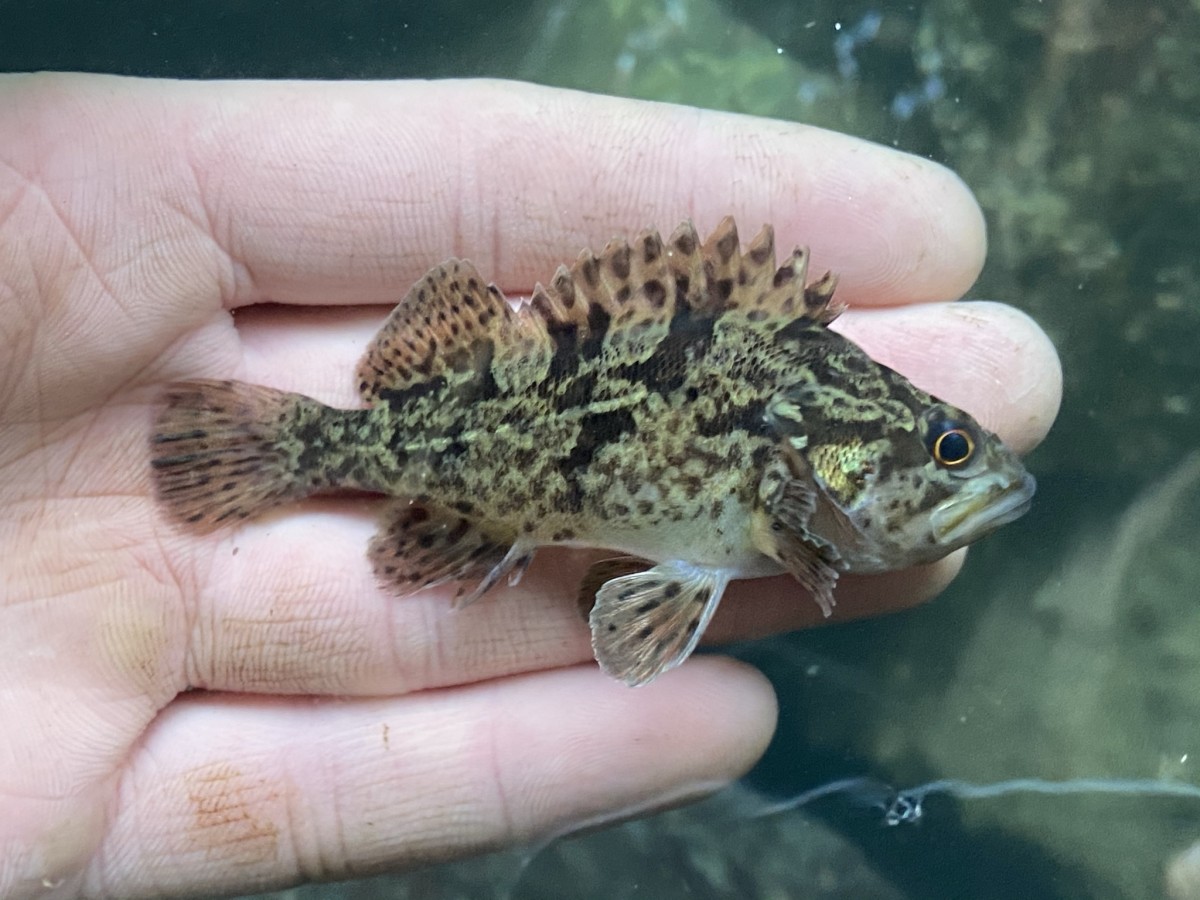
[150,379,323,529]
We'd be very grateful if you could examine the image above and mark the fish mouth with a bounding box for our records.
[931,471,1037,546]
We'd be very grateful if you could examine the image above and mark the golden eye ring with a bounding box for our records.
[932,427,974,467]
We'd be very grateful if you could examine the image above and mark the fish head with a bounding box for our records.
[766,364,1035,574]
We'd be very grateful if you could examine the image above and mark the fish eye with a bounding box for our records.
[931,426,975,467]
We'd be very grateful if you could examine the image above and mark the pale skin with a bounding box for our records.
[0,74,1061,898]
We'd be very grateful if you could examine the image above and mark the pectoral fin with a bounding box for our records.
[753,457,844,617]
[769,522,841,617]
[588,562,731,687]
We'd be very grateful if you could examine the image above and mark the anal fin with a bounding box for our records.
[452,542,535,609]
[588,561,731,687]
[370,500,518,598]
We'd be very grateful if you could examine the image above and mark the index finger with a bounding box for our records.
[18,75,985,309]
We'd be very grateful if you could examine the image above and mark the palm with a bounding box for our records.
[0,74,1059,899]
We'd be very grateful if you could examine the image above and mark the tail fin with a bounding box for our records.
[150,379,326,529]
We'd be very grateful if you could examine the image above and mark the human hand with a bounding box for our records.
[0,74,1060,898]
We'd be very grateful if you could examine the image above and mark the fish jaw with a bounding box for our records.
[930,470,1037,547]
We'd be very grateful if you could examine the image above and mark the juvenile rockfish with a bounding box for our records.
[151,218,1035,685]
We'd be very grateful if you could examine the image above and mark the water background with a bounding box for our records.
[5,1,1199,897]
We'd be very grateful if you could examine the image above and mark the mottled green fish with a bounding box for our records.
[151,218,1035,686]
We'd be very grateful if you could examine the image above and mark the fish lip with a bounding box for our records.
[931,472,1037,546]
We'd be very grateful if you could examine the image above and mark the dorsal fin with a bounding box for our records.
[698,215,743,315]
[702,215,845,326]
[734,222,778,300]
[524,216,839,367]
[529,227,678,365]
[533,215,842,333]
[663,220,707,311]
[748,244,843,325]
[595,228,675,362]
[356,259,519,403]
[358,220,844,405]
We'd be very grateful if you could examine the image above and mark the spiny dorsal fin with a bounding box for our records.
[529,265,591,337]
[531,228,678,365]
[698,215,743,315]
[664,220,707,311]
[359,220,844,405]
[734,223,778,300]
[704,216,845,326]
[559,215,843,331]
[598,229,675,362]
[753,246,843,325]
[356,259,517,403]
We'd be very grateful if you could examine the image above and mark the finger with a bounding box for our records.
[181,508,955,695]
[180,512,593,694]
[195,79,984,306]
[181,300,1059,694]
[87,658,775,899]
[13,75,985,312]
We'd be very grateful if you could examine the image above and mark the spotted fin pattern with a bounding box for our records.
[575,555,654,620]
[151,380,329,528]
[368,500,512,593]
[530,217,840,337]
[356,259,549,402]
[589,561,731,686]
[698,217,843,325]
[752,455,843,616]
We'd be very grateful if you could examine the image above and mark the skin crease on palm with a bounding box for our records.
[0,73,1061,899]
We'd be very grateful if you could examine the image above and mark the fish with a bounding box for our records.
[150,217,1036,686]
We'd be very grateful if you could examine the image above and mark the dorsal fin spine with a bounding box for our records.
[355,219,844,404]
